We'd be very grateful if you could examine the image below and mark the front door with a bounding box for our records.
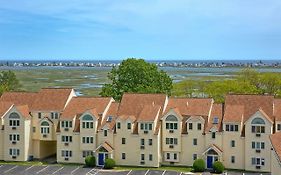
[207,156,213,169]
[98,153,105,166]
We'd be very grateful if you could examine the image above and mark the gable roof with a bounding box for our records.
[0,102,13,118]
[138,105,161,122]
[165,98,213,116]
[270,132,281,163]
[14,105,30,119]
[0,92,37,109]
[225,94,274,123]
[118,93,167,118]
[206,104,223,132]
[99,102,119,130]
[224,105,244,123]
[274,99,281,121]
[32,88,73,111]
[61,96,112,119]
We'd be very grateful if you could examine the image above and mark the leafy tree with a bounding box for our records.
[0,70,21,95]
[100,58,172,101]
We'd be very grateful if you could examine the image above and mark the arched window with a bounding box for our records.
[251,118,265,134]
[82,115,94,129]
[165,115,178,130]
[9,112,20,127]
[166,115,178,121]
[40,121,50,134]
[251,118,265,125]
[207,149,218,155]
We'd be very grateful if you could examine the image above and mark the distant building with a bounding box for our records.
[0,88,280,173]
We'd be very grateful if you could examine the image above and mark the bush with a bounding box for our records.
[193,159,205,172]
[213,161,224,173]
[85,155,96,167]
[104,158,116,169]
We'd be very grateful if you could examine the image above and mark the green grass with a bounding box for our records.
[0,160,48,166]
[114,165,192,172]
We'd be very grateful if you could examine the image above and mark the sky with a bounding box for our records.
[0,0,281,60]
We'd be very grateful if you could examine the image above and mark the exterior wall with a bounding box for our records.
[0,130,4,160]
[222,123,245,170]
[271,149,281,175]
[244,112,273,172]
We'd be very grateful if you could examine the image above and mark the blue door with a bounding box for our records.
[98,153,104,166]
[207,156,213,168]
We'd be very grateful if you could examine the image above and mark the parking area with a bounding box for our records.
[0,164,272,175]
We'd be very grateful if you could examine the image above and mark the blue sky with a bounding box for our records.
[0,0,280,60]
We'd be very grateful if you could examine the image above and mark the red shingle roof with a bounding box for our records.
[138,105,161,122]
[206,104,223,132]
[99,102,119,130]
[0,92,37,109]
[0,102,13,118]
[224,105,244,122]
[270,132,281,163]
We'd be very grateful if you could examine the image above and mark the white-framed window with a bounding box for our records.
[148,139,153,146]
[166,153,170,160]
[122,138,126,144]
[61,150,72,158]
[38,112,42,119]
[252,157,265,166]
[197,123,202,130]
[165,152,178,161]
[188,123,193,130]
[122,153,126,160]
[193,138,197,145]
[40,121,50,134]
[165,115,178,130]
[82,150,93,158]
[277,124,281,131]
[140,139,145,146]
[9,112,20,127]
[9,148,20,156]
[193,154,197,160]
[104,129,108,137]
[61,136,72,143]
[61,121,72,128]
[127,122,131,130]
[165,138,178,145]
[82,115,94,129]
[141,154,145,161]
[231,156,235,163]
[9,134,20,142]
[225,124,239,132]
[51,112,59,119]
[149,154,153,161]
[252,141,265,149]
[251,118,265,133]
[117,122,121,129]
[140,123,153,130]
[231,140,235,147]
[82,137,93,144]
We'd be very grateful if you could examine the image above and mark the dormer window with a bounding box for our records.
[213,117,219,124]
[165,115,178,130]
[127,122,131,130]
[40,121,50,134]
[251,118,265,134]
[107,116,113,122]
[82,115,94,129]
[140,123,153,130]
[61,121,72,128]
[9,112,20,127]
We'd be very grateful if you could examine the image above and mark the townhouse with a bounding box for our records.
[0,87,281,173]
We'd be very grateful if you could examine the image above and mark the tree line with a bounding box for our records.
[0,70,21,95]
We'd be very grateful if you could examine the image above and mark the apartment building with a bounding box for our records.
[0,87,281,173]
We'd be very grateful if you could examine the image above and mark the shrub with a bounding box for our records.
[213,161,224,173]
[192,159,205,172]
[85,155,96,167]
[104,158,116,169]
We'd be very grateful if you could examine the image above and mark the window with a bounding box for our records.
[212,132,216,139]
[122,138,126,144]
[9,149,20,156]
[252,157,265,166]
[9,112,20,127]
[197,123,202,130]
[193,138,197,145]
[62,136,72,142]
[225,124,239,132]
[61,121,72,128]
[140,139,145,146]
[82,137,93,144]
[106,116,113,122]
[38,112,42,119]
[61,150,72,158]
[33,127,36,133]
[166,123,178,130]
[231,156,235,163]
[189,123,193,130]
[231,140,235,147]
[166,138,178,145]
[166,153,170,160]
[174,153,177,160]
[148,139,153,146]
[277,124,281,131]
[127,123,131,130]
[40,121,50,134]
[141,123,153,130]
[193,154,197,160]
[251,125,265,133]
[141,154,145,161]
[117,122,121,129]
[122,153,126,160]
[51,112,59,119]
[149,154,153,161]
[252,141,265,149]
[82,151,93,158]
[9,134,20,142]
[213,117,219,124]
[82,115,94,129]
[104,130,108,137]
